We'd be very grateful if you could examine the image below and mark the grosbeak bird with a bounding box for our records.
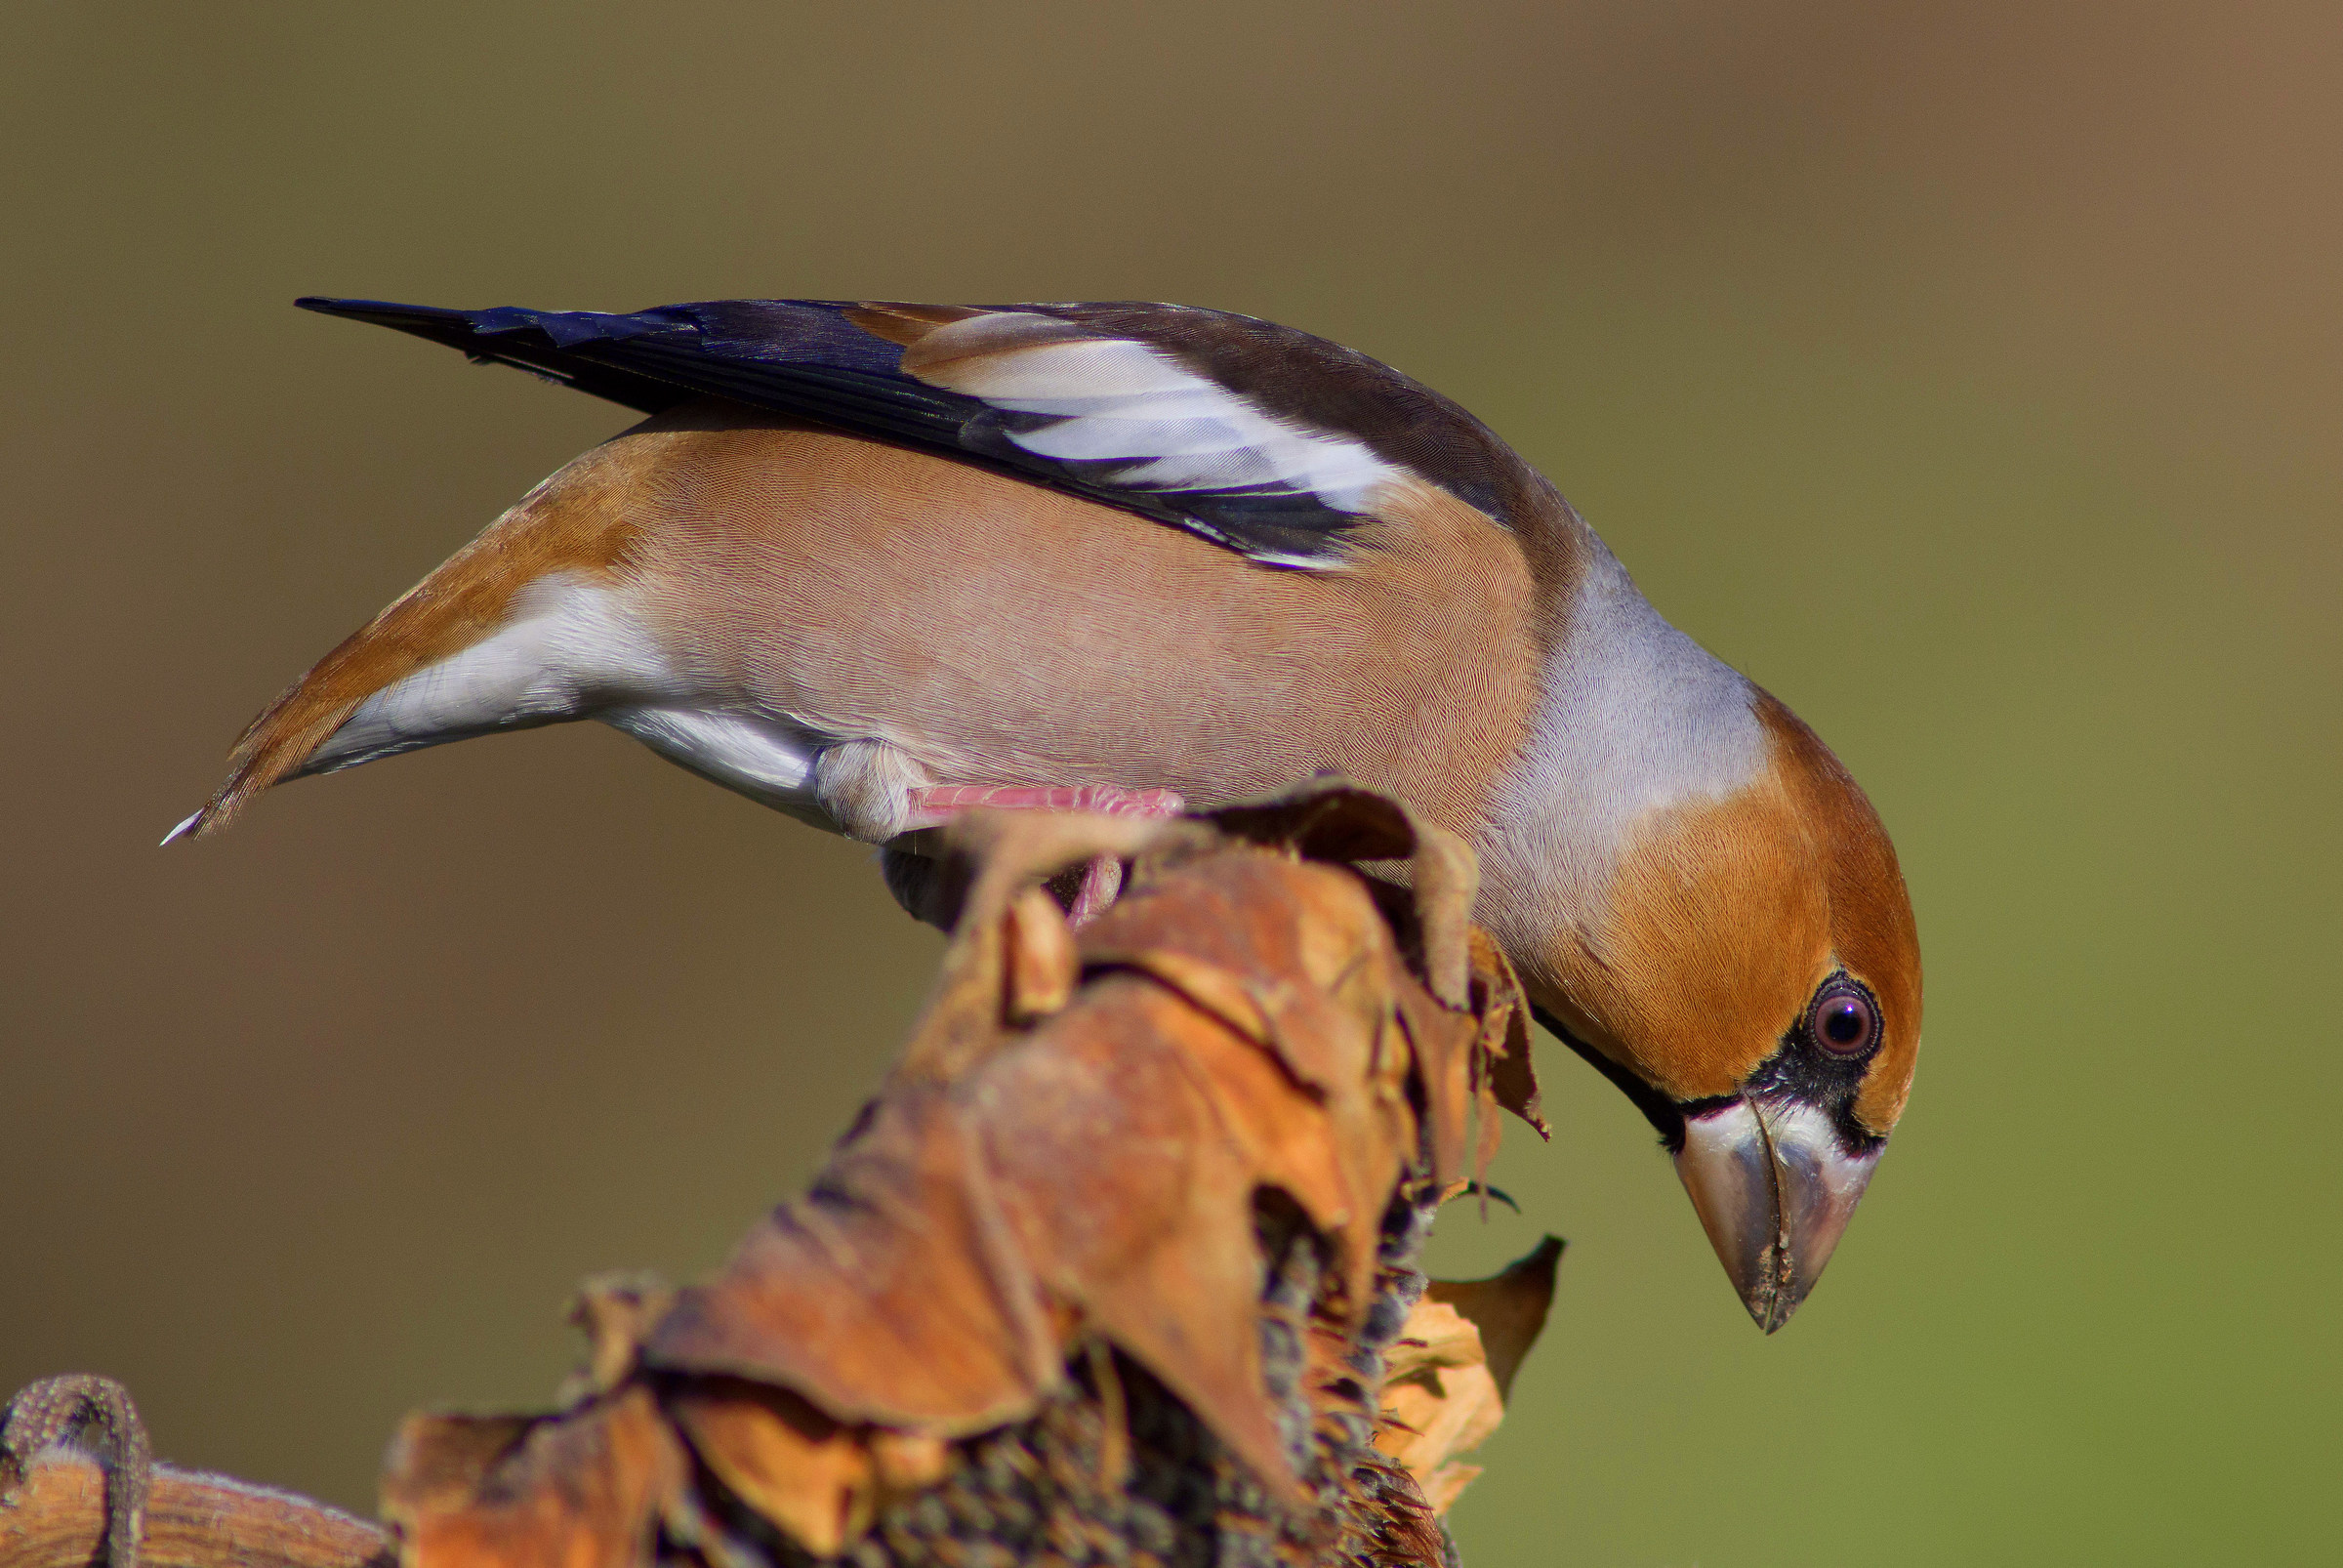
[171,297,1920,1331]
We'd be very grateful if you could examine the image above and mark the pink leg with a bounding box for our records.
[904,784,1187,927]
[902,784,1187,831]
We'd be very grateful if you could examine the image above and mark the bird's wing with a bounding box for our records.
[297,296,1544,569]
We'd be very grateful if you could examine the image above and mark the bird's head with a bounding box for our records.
[1524,691,1920,1332]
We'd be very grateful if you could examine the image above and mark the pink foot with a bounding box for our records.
[902,784,1187,831]
[904,784,1186,928]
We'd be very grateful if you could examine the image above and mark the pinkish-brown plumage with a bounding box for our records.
[174,295,1920,1330]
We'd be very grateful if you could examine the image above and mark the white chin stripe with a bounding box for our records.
[906,322,1400,516]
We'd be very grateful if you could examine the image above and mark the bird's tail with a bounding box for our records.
[165,451,647,845]
[164,617,419,845]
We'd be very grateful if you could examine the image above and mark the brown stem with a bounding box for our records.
[0,1453,392,1568]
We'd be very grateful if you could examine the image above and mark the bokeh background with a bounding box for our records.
[5,4,2336,1563]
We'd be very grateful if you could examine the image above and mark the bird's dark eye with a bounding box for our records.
[1809,980,1879,1056]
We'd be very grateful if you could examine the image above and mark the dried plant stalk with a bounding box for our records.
[0,1446,392,1568]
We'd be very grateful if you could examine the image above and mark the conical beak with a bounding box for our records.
[1673,1097,1882,1333]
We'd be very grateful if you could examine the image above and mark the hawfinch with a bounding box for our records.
[171,297,1921,1331]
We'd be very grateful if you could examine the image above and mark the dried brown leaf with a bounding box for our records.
[648,1090,1061,1434]
[559,1274,674,1405]
[1002,885,1078,1023]
[1426,1236,1564,1402]
[1375,1237,1565,1515]
[5,785,1547,1568]
[1376,1304,1505,1489]
[1468,928,1547,1138]
[667,1382,873,1559]
[381,1387,684,1568]
[1199,778,1420,866]
[1197,778,1477,1008]
[1393,979,1481,1193]
[969,980,1327,1497]
[398,782,1543,1563]
[650,814,1482,1506]
[895,810,1174,1085]
[1080,851,1431,1315]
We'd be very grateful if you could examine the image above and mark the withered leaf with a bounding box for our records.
[561,1273,675,1404]
[969,979,1338,1497]
[667,1381,875,1559]
[1468,928,1546,1139]
[648,1090,1062,1434]
[1198,778,1479,1009]
[395,782,1552,1565]
[382,1387,684,1568]
[893,811,1173,1084]
[652,838,1462,1504]
[1376,1302,1504,1501]
[1425,1235,1565,1401]
[1377,1238,1564,1515]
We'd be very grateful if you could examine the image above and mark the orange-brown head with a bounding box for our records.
[1496,678,1921,1332]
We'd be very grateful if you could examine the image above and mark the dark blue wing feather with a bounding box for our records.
[295,296,1537,567]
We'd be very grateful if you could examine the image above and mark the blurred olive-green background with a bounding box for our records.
[5,4,2335,1563]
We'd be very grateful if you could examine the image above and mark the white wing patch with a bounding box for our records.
[901,315,1401,529]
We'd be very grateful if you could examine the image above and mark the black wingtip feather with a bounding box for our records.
[292,295,707,416]
[284,294,1417,567]
[295,295,472,329]
[295,296,522,361]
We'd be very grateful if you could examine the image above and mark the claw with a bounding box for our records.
[905,784,1186,928]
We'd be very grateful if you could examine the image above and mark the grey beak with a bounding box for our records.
[1673,1097,1883,1333]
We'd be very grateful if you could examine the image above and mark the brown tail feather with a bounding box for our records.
[166,434,653,843]
[168,618,429,841]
